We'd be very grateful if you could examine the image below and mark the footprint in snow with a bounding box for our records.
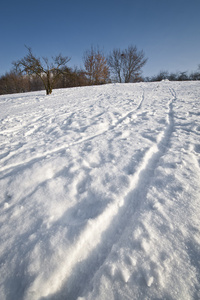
[82,142,92,152]
[76,176,90,194]
[106,264,130,283]
[142,267,154,287]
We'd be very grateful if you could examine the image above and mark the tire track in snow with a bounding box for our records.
[28,90,175,300]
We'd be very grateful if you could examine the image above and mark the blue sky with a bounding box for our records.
[0,0,200,77]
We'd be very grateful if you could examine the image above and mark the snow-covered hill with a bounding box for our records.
[0,82,200,300]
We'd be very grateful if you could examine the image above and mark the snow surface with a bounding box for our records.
[0,82,200,300]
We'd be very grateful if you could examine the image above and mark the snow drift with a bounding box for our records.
[0,81,200,300]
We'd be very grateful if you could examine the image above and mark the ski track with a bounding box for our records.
[0,89,144,175]
[1,82,200,300]
[25,87,175,299]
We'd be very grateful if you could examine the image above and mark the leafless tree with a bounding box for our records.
[13,47,71,95]
[108,45,147,83]
[83,46,109,85]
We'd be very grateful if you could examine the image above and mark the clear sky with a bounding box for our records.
[0,0,200,77]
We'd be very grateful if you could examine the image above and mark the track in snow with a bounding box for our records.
[1,82,200,300]
[37,89,176,300]
[0,91,144,175]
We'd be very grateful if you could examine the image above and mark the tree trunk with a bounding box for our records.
[46,71,52,95]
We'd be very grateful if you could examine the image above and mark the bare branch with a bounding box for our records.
[108,45,147,83]
[13,47,71,95]
[83,46,109,85]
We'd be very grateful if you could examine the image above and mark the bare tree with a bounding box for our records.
[108,45,147,83]
[13,47,71,95]
[107,48,122,83]
[83,46,109,85]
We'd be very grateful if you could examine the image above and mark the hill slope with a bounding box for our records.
[0,82,200,300]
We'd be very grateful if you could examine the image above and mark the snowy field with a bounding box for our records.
[0,81,200,300]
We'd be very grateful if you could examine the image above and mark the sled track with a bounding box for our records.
[31,89,176,300]
[0,90,145,177]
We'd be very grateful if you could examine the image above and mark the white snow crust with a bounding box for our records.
[0,81,200,300]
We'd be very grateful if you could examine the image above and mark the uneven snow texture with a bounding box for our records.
[0,82,200,300]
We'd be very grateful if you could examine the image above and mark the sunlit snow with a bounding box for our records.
[0,82,200,300]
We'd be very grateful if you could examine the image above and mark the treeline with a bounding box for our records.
[0,45,200,95]
[145,68,200,82]
[0,67,89,95]
[0,45,147,95]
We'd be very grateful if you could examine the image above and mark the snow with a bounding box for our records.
[0,81,200,300]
